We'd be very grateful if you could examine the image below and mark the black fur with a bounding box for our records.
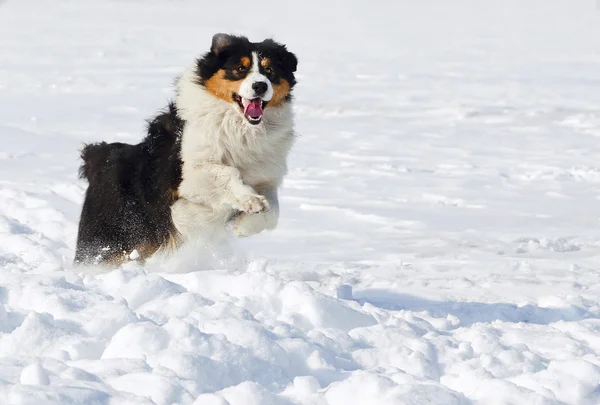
[74,103,183,265]
[196,35,298,88]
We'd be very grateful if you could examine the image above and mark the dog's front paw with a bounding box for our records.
[234,194,270,214]
[233,211,274,238]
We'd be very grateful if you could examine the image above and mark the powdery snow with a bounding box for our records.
[1,0,600,404]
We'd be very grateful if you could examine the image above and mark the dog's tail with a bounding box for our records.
[79,142,110,183]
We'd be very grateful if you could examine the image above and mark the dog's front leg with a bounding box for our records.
[178,163,269,214]
[233,182,280,238]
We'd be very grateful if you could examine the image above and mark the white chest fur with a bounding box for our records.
[178,68,294,184]
[170,67,295,241]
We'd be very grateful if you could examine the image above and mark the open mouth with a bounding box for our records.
[233,94,267,125]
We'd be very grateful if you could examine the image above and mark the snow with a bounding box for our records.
[19,362,50,386]
[1,0,600,404]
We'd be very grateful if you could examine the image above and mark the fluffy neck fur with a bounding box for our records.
[175,66,295,180]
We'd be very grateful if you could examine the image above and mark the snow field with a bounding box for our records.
[2,0,600,404]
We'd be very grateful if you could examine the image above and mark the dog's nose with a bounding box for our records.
[252,82,268,96]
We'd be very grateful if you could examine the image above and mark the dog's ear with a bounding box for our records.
[280,46,298,73]
[262,39,298,73]
[211,33,234,56]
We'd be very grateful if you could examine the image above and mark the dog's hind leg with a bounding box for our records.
[170,198,229,243]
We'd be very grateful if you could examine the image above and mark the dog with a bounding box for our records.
[74,33,298,266]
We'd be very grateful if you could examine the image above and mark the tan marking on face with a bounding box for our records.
[260,57,271,68]
[204,70,242,103]
[241,56,251,68]
[268,78,291,108]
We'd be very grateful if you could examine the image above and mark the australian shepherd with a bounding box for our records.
[74,33,298,266]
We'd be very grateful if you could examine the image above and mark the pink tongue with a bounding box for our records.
[244,99,263,119]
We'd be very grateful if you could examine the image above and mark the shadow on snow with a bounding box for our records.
[354,289,599,326]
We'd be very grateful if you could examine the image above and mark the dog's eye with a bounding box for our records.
[236,65,248,73]
[264,67,273,75]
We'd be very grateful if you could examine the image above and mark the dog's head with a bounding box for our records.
[196,33,298,125]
